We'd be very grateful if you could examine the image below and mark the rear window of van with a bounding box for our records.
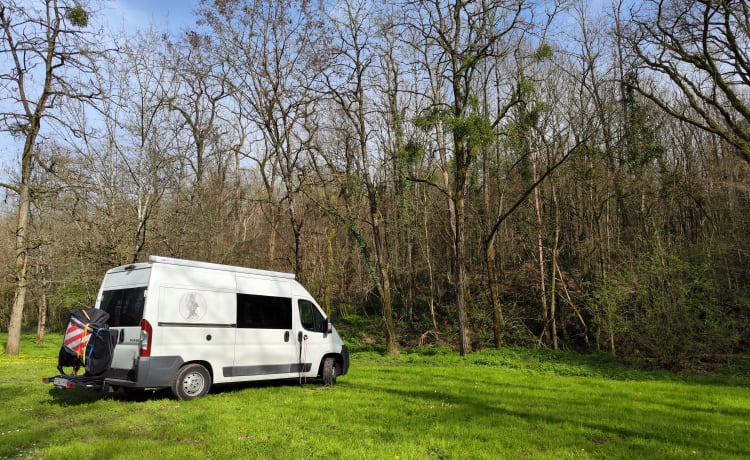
[100,287,146,327]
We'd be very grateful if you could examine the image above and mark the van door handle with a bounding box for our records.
[284,331,290,342]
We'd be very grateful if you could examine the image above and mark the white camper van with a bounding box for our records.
[91,256,348,399]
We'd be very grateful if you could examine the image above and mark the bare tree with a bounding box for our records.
[407,0,525,355]
[115,30,181,263]
[626,0,750,164]
[557,1,626,352]
[199,0,324,276]
[0,0,103,355]
[320,0,398,355]
[167,33,229,191]
[160,32,233,260]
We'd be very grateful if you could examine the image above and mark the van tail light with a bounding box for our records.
[139,319,153,357]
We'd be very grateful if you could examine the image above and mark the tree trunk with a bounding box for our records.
[550,183,560,351]
[6,125,35,355]
[323,226,336,316]
[6,179,30,355]
[233,147,243,239]
[533,161,551,346]
[485,237,504,349]
[422,188,438,332]
[370,183,397,355]
[36,280,48,344]
[483,140,504,349]
[454,184,471,356]
[287,194,303,277]
[607,306,616,355]
[379,259,397,355]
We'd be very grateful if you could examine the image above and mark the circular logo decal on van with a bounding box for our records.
[179,292,207,321]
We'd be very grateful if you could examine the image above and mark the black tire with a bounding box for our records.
[322,357,337,386]
[172,363,211,400]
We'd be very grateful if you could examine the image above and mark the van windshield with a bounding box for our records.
[100,287,146,327]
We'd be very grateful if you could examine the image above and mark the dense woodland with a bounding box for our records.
[1,0,749,369]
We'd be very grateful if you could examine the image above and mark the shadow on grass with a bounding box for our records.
[44,387,163,405]
[211,377,328,395]
[44,376,327,405]
[349,376,750,458]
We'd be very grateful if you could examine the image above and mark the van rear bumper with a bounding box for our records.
[105,356,183,389]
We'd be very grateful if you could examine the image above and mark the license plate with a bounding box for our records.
[52,377,71,388]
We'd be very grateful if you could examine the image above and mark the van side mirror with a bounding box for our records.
[326,320,333,335]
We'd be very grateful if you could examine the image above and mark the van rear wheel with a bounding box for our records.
[172,363,211,400]
[322,357,337,386]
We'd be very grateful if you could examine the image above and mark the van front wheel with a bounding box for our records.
[172,363,211,400]
[322,357,337,386]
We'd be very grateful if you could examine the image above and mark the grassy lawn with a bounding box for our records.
[1,333,749,459]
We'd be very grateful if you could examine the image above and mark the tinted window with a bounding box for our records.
[100,287,146,327]
[237,294,292,329]
[298,299,327,333]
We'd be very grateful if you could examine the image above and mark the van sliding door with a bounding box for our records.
[231,294,297,379]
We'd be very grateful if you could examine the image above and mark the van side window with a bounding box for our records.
[298,299,327,333]
[237,294,292,329]
[100,287,146,327]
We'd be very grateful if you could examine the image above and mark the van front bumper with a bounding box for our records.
[340,345,350,375]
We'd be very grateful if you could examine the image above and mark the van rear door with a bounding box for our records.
[96,266,150,380]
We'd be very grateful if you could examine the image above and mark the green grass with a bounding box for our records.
[2,333,749,459]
